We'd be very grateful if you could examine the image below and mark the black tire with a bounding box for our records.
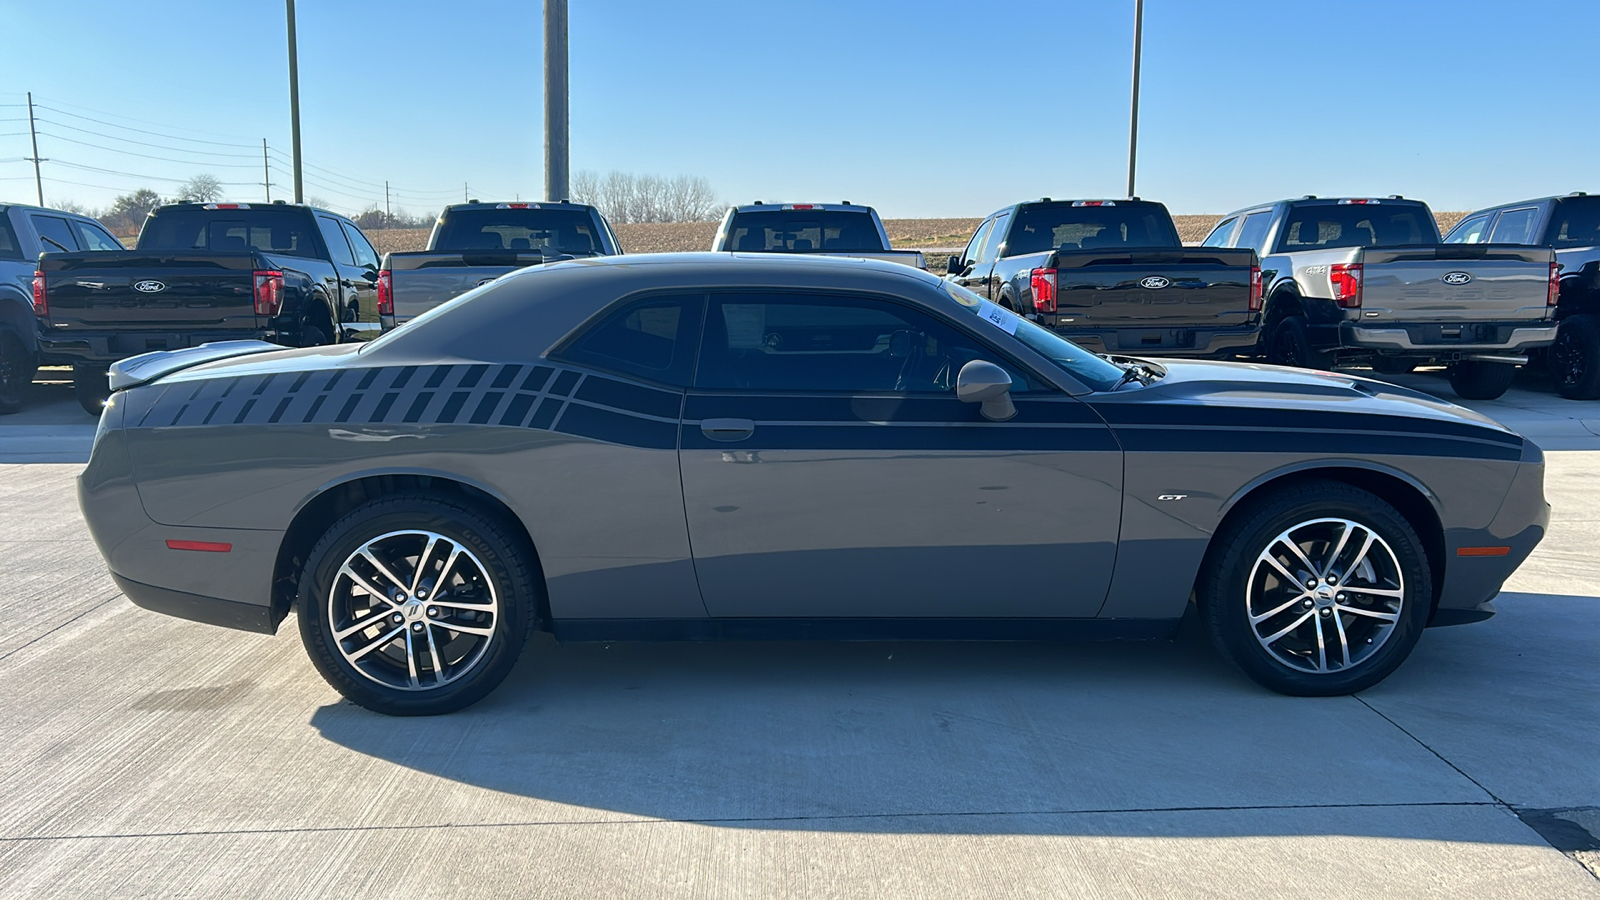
[297,493,539,716]
[1198,480,1432,696]
[1550,316,1600,400]
[72,365,110,416]
[298,318,334,348]
[1266,315,1330,370]
[1448,360,1517,401]
[0,326,34,415]
[1370,357,1416,376]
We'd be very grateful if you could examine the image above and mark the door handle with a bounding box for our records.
[700,418,755,442]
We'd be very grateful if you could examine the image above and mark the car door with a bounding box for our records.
[315,214,365,325]
[339,220,382,329]
[679,289,1124,620]
[951,217,995,293]
[969,211,1011,302]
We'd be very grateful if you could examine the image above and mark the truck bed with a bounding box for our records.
[382,250,549,329]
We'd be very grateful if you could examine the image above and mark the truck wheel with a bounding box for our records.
[72,365,110,416]
[0,327,35,415]
[1448,361,1516,400]
[1551,316,1600,400]
[1267,316,1329,370]
[1370,357,1416,376]
[299,320,333,348]
[1198,480,1431,696]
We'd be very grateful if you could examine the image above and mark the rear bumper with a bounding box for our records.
[113,572,276,634]
[40,329,277,366]
[1052,325,1260,358]
[1341,322,1559,355]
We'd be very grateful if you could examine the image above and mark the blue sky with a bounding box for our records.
[1,0,1594,218]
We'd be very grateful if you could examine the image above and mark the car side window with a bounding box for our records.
[1445,213,1492,244]
[70,219,123,252]
[1233,212,1272,254]
[980,213,1012,263]
[316,215,356,265]
[29,215,79,252]
[0,217,22,260]
[341,221,380,268]
[1202,217,1238,247]
[695,292,1035,394]
[555,293,704,386]
[1488,207,1539,244]
[960,218,995,269]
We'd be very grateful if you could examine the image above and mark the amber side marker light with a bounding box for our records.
[1457,546,1511,557]
[166,539,233,553]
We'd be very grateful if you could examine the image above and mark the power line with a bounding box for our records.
[37,132,261,168]
[32,103,259,149]
[51,159,255,185]
[31,97,259,144]
[35,118,259,158]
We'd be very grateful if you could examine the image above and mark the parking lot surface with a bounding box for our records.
[1,369,1597,897]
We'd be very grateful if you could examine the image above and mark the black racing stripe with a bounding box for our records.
[403,392,434,423]
[438,391,470,423]
[521,366,554,392]
[556,404,677,449]
[424,366,451,389]
[577,377,681,419]
[680,423,1121,453]
[490,365,522,389]
[469,392,504,424]
[233,399,257,424]
[202,401,222,425]
[529,397,562,430]
[372,392,399,422]
[390,366,418,389]
[459,364,490,388]
[355,369,381,391]
[500,393,536,426]
[1113,427,1522,460]
[219,378,241,398]
[288,372,311,394]
[251,374,274,396]
[550,370,581,396]
[305,394,327,420]
[268,397,293,424]
[322,369,346,392]
[1091,401,1522,446]
[335,394,363,423]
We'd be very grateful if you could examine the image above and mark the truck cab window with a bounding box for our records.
[1488,207,1539,245]
[1445,213,1491,244]
[341,221,380,269]
[1232,213,1272,253]
[29,215,79,252]
[1549,198,1600,248]
[70,220,123,252]
[960,218,995,268]
[317,216,356,265]
[1202,217,1238,247]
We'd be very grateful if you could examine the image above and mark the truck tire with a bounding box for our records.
[1448,360,1516,400]
[299,319,333,348]
[1551,316,1600,400]
[1266,316,1330,370]
[0,326,34,415]
[73,365,110,416]
[1370,357,1416,376]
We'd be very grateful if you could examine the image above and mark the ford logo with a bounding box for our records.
[1441,271,1473,286]
[1139,276,1171,290]
[132,280,167,294]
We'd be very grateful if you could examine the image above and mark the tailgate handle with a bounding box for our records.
[701,418,755,442]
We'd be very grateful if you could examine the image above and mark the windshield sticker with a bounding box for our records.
[976,299,1020,335]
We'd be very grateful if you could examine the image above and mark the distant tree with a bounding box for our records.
[574,170,721,224]
[52,199,89,215]
[175,174,224,204]
[100,188,163,232]
[354,206,388,230]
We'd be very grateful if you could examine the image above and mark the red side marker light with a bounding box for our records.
[166,539,233,553]
[1456,546,1511,557]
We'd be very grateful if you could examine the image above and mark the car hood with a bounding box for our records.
[1123,359,1514,434]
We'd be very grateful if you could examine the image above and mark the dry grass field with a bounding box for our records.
[366,211,1472,262]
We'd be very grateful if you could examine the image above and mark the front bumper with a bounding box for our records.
[1050,325,1261,358]
[1343,322,1559,354]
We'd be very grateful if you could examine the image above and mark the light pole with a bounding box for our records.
[545,0,569,202]
[286,0,304,203]
[1126,0,1144,199]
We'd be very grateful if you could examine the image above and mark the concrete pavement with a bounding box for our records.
[0,368,1597,897]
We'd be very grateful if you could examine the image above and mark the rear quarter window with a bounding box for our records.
[554,294,704,386]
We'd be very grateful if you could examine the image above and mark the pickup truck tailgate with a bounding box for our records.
[1050,248,1257,326]
[40,252,260,330]
[385,250,547,324]
[1360,245,1555,322]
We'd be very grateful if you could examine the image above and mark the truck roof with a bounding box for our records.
[988,198,1168,216]
[731,202,872,213]
[154,200,352,220]
[439,201,601,214]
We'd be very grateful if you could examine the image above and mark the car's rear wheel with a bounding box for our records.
[0,326,34,415]
[1551,316,1600,400]
[1448,360,1516,400]
[297,493,538,715]
[72,364,109,416]
[1199,481,1432,696]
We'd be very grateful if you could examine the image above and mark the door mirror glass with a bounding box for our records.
[946,255,964,276]
[956,360,1016,421]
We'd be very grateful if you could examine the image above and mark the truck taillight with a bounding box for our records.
[1330,263,1362,308]
[1549,261,1561,306]
[1030,267,1058,313]
[377,269,393,316]
[31,271,46,317]
[1248,265,1262,312]
[253,270,284,317]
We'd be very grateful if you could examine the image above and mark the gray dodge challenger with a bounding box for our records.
[78,253,1549,715]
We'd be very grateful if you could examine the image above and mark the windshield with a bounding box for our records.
[1007,203,1181,255]
[1551,197,1600,248]
[940,280,1127,392]
[434,208,604,254]
[138,209,320,258]
[725,210,887,252]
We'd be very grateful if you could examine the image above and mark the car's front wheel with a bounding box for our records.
[1199,481,1432,696]
[297,493,539,715]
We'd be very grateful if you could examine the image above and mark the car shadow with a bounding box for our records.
[305,606,1572,842]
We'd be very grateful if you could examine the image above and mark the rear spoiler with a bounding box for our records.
[108,340,282,392]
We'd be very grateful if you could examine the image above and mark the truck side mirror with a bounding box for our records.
[946,256,964,276]
[956,360,1016,422]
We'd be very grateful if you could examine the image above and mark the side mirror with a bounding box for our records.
[956,360,1016,422]
[946,256,964,276]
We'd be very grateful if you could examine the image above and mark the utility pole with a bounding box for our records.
[285,0,304,203]
[25,92,45,207]
[464,182,469,203]
[1126,0,1144,199]
[385,181,391,226]
[544,0,569,202]
[262,139,272,202]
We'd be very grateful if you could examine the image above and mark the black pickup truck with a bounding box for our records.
[35,202,382,412]
[948,199,1259,358]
